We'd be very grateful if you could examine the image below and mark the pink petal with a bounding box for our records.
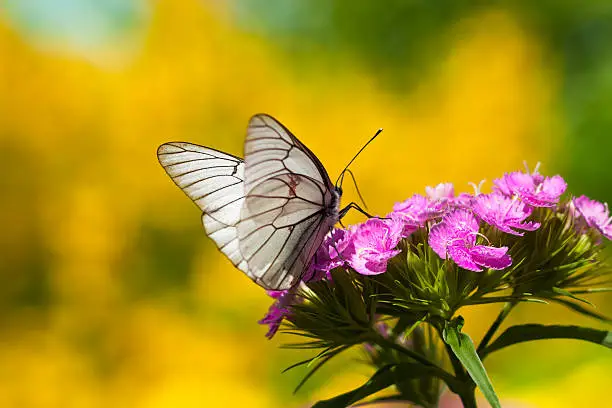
[601,225,612,240]
[388,212,419,238]
[469,245,512,270]
[510,220,540,232]
[541,175,567,197]
[444,209,480,234]
[349,249,398,275]
[522,195,557,208]
[428,221,455,259]
[426,182,454,199]
[448,245,482,272]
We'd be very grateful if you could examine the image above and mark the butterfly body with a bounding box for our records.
[158,114,343,290]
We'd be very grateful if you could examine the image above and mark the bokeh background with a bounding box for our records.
[1,1,611,407]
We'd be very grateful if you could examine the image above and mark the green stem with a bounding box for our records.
[370,334,460,391]
[372,333,436,368]
[477,301,516,356]
[458,388,478,408]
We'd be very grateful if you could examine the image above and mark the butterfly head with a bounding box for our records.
[335,185,343,197]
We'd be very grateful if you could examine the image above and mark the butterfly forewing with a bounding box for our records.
[244,114,334,193]
[238,114,339,290]
[157,114,341,291]
[157,142,248,272]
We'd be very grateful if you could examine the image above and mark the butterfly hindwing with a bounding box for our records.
[238,174,329,289]
[157,142,248,272]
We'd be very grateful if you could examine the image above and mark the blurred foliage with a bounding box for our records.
[0,0,610,407]
[235,0,612,202]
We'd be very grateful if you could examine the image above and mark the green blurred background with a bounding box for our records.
[1,1,611,407]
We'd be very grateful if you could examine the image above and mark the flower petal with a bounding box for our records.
[349,218,403,276]
[469,245,512,270]
[258,290,295,339]
[426,182,454,200]
[473,193,540,235]
[541,175,567,198]
[428,220,455,259]
[448,245,482,272]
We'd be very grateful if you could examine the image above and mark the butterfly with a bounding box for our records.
[157,114,377,290]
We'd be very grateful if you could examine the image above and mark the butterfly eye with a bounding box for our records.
[336,186,343,196]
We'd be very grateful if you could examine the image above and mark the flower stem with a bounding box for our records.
[458,389,478,408]
[477,301,516,357]
[372,333,436,368]
[370,333,460,390]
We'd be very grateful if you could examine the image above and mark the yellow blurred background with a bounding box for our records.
[0,1,611,407]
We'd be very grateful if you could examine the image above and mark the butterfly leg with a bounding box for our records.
[338,202,377,219]
[338,169,369,211]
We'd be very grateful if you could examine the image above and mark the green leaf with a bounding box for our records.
[569,288,612,294]
[311,364,396,408]
[551,287,594,306]
[443,318,501,408]
[481,324,612,358]
[312,362,457,408]
[550,297,612,323]
[293,346,349,393]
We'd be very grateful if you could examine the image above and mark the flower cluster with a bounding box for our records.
[254,164,612,408]
[259,165,612,338]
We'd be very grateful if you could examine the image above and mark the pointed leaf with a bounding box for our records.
[481,324,612,358]
[312,362,458,408]
[293,346,348,393]
[443,320,501,408]
[551,287,594,306]
[551,297,612,322]
[311,364,396,408]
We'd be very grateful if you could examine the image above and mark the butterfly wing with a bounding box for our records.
[157,142,248,272]
[238,114,339,290]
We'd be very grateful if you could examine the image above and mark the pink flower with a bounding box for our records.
[348,218,403,275]
[472,193,540,236]
[428,209,512,272]
[392,185,471,235]
[393,194,446,225]
[571,195,612,239]
[259,290,294,339]
[313,228,355,274]
[494,171,567,208]
[426,182,455,200]
[449,192,475,209]
[387,211,420,238]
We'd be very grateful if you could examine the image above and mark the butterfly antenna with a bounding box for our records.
[342,169,369,211]
[335,128,383,188]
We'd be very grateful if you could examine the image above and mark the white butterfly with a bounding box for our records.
[158,114,372,290]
